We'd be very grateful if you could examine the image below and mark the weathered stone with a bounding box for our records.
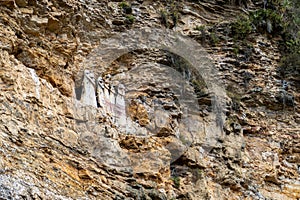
[0,0,15,8]
[127,100,150,126]
[31,15,48,25]
[19,8,33,14]
[15,0,27,7]
[112,19,125,25]
[78,169,92,179]
[0,0,299,199]
[47,17,61,32]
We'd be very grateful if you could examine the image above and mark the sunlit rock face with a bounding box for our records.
[0,0,299,199]
[73,60,206,190]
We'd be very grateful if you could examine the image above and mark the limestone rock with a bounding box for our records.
[15,0,27,7]
[0,0,299,199]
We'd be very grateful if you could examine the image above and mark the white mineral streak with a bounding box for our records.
[28,68,40,99]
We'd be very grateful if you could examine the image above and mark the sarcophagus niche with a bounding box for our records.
[79,70,127,128]
[80,70,97,108]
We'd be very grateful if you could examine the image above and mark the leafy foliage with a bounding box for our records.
[119,2,132,14]
[229,0,299,77]
[250,9,284,34]
[159,0,180,28]
[278,0,300,77]
[126,15,135,24]
[194,25,205,31]
[231,16,253,39]
[209,32,220,46]
[160,9,169,27]
[171,176,180,188]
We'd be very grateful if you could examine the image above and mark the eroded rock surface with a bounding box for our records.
[0,0,299,199]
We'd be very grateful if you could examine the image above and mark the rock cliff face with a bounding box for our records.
[0,0,299,199]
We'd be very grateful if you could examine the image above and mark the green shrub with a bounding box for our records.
[191,78,206,97]
[278,0,300,77]
[171,11,179,28]
[209,32,220,45]
[119,1,129,8]
[191,168,203,182]
[231,16,252,39]
[229,0,299,77]
[160,9,169,27]
[126,15,135,24]
[119,1,132,14]
[250,9,283,34]
[194,25,205,31]
[233,45,239,56]
[279,46,300,77]
[171,176,180,188]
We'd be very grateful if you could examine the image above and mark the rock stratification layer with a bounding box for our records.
[0,0,299,199]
